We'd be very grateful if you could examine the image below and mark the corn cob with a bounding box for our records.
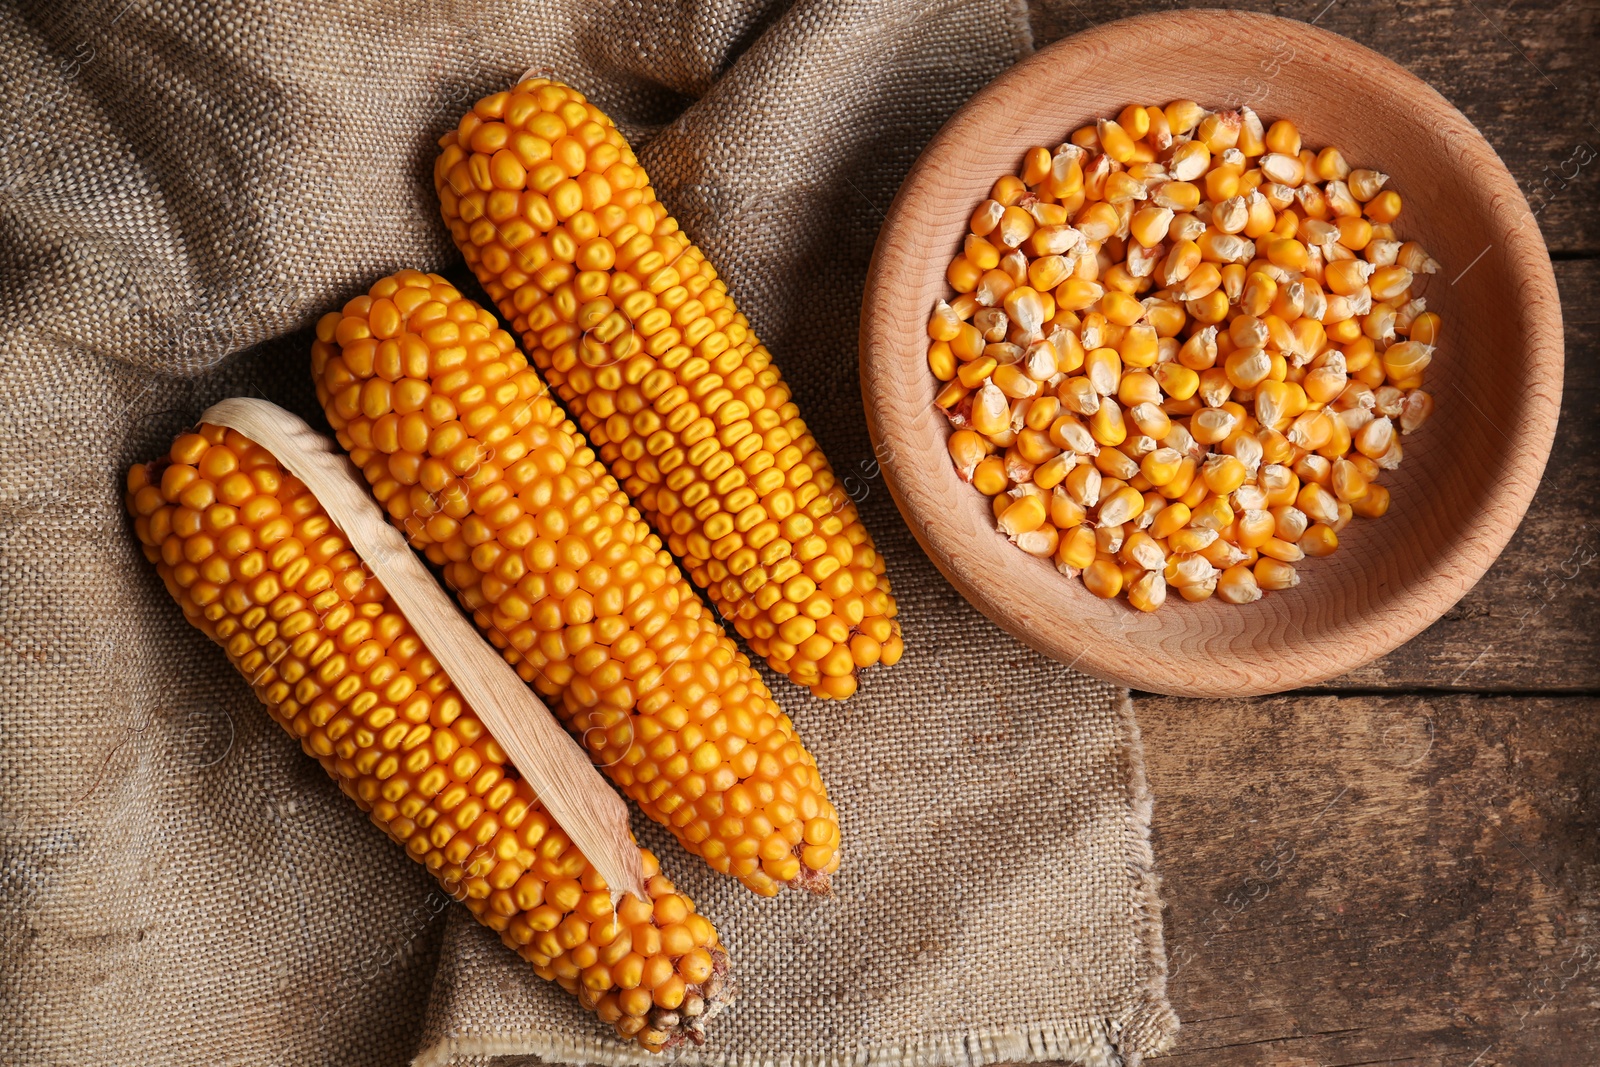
[310,270,841,896]
[431,77,903,700]
[126,424,730,1049]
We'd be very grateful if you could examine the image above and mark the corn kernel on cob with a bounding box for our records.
[432,77,902,700]
[311,270,840,896]
[126,424,729,1050]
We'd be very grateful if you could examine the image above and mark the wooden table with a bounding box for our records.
[1026,2,1599,1062]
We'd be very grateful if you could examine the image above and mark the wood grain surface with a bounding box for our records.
[859,9,1565,698]
[1141,692,1600,1067]
[1020,2,1599,1063]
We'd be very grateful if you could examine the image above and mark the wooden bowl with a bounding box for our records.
[860,9,1563,697]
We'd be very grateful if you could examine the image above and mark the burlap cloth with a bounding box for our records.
[0,1,1177,1064]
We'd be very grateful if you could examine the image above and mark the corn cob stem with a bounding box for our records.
[311,270,841,896]
[432,77,903,700]
[127,424,730,1049]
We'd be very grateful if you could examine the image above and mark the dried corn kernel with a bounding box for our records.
[926,102,1435,609]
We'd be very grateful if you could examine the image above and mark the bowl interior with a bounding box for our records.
[861,10,1562,696]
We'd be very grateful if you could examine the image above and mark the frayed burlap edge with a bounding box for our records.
[1003,0,1035,64]
[414,1015,1143,1067]
[410,692,1177,1067]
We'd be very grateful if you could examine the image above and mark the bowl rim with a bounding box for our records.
[859,8,1565,696]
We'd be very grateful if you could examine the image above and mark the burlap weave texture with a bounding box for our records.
[0,1,1176,1064]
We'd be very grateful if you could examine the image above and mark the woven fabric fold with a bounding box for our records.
[0,1,1174,1064]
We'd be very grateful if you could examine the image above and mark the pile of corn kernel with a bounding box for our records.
[928,102,1439,611]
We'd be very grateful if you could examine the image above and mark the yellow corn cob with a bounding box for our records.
[126,425,729,1050]
[431,77,903,700]
[310,270,840,896]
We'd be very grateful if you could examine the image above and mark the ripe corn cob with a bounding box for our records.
[431,77,902,700]
[310,270,841,896]
[126,425,729,1050]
